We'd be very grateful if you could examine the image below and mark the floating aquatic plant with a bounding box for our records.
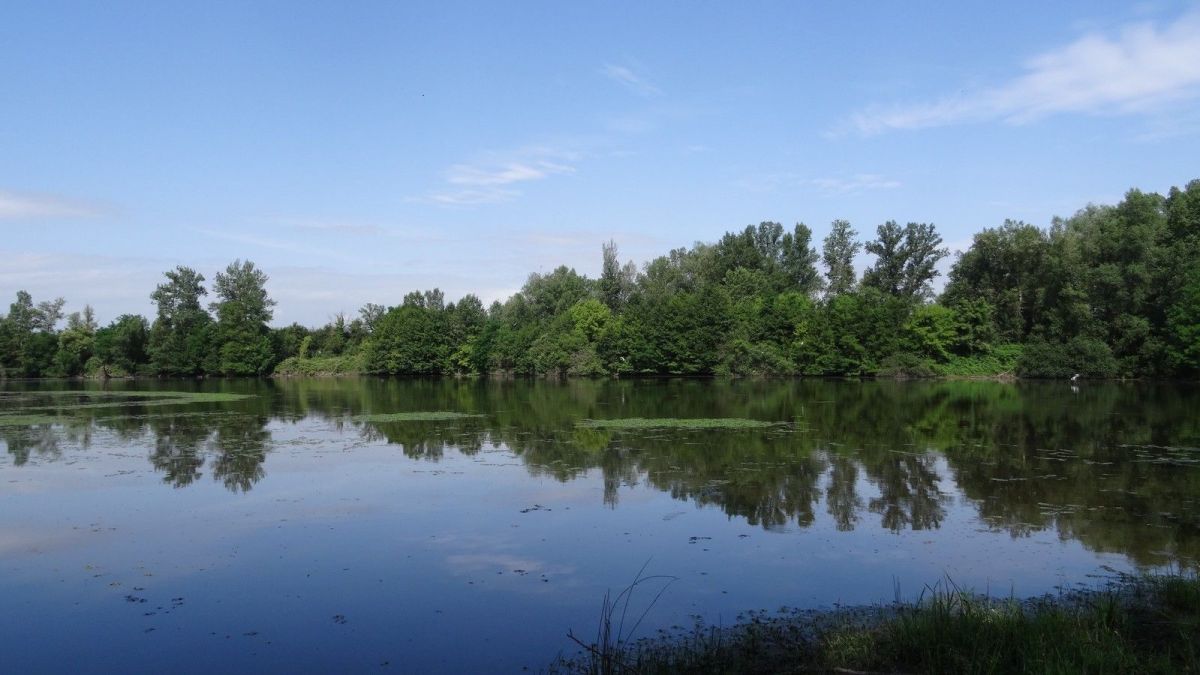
[23,391,252,412]
[577,418,777,430]
[0,414,62,426]
[353,411,483,423]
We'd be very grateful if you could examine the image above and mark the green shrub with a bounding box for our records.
[936,343,1022,376]
[1016,337,1118,378]
[878,353,938,378]
[274,352,365,376]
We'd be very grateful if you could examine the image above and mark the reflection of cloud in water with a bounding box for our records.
[0,528,86,556]
[435,532,578,579]
[447,553,552,574]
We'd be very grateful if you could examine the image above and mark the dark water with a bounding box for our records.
[2,378,1198,673]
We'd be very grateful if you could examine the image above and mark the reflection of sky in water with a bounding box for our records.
[1,380,1197,673]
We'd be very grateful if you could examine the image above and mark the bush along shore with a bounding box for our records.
[549,573,1200,674]
[3,179,1199,381]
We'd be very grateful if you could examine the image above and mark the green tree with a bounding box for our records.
[822,220,861,298]
[943,220,1047,341]
[365,304,448,375]
[863,221,949,301]
[94,314,150,376]
[780,222,822,296]
[447,294,488,373]
[598,240,633,311]
[1167,269,1200,373]
[211,259,276,375]
[53,306,97,376]
[149,266,213,375]
[0,290,66,377]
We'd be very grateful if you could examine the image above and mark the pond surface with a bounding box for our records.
[2,378,1198,673]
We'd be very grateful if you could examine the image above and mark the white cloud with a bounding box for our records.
[425,186,520,206]
[192,227,359,263]
[0,190,106,220]
[845,12,1200,135]
[601,63,662,96]
[809,174,903,195]
[446,160,574,187]
[272,217,386,236]
[736,172,902,195]
[421,147,578,206]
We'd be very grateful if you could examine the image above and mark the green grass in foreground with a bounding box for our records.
[353,411,483,423]
[551,574,1200,674]
[578,418,777,430]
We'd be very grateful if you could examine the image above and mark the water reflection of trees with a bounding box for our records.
[2,424,64,466]
[341,378,1199,566]
[3,378,1199,566]
[1,381,277,492]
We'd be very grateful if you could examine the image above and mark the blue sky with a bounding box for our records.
[3,1,1200,326]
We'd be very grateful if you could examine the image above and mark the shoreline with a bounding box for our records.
[0,372,1190,383]
[549,572,1200,674]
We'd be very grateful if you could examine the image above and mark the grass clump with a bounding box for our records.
[578,418,776,430]
[552,574,1200,674]
[353,411,482,423]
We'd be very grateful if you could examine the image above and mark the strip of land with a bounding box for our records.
[550,574,1200,674]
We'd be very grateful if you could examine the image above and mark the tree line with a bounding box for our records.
[2,179,1197,379]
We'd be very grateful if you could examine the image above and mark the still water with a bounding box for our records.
[2,378,1198,672]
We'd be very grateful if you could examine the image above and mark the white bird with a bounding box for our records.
[1070,373,1080,382]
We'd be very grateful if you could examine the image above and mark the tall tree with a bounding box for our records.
[598,240,633,311]
[149,266,213,375]
[0,290,65,376]
[780,222,822,296]
[365,304,447,375]
[94,314,150,376]
[822,220,860,298]
[54,305,97,376]
[211,259,276,375]
[943,220,1048,341]
[358,303,386,333]
[863,221,948,301]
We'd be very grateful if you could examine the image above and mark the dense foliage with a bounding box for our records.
[1,180,1198,379]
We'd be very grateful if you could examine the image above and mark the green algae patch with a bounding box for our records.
[0,414,63,426]
[578,417,777,430]
[354,411,483,423]
[26,391,252,411]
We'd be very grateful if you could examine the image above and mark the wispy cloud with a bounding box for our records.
[426,187,520,206]
[192,227,358,263]
[601,63,662,96]
[446,160,574,187]
[736,172,902,195]
[422,147,578,206]
[844,12,1200,136]
[0,190,107,220]
[271,217,386,237]
[809,174,902,195]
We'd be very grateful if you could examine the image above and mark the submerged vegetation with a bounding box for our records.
[24,390,251,411]
[2,179,1198,380]
[552,573,1200,674]
[352,411,482,423]
[0,390,251,428]
[0,414,60,426]
[578,417,777,430]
